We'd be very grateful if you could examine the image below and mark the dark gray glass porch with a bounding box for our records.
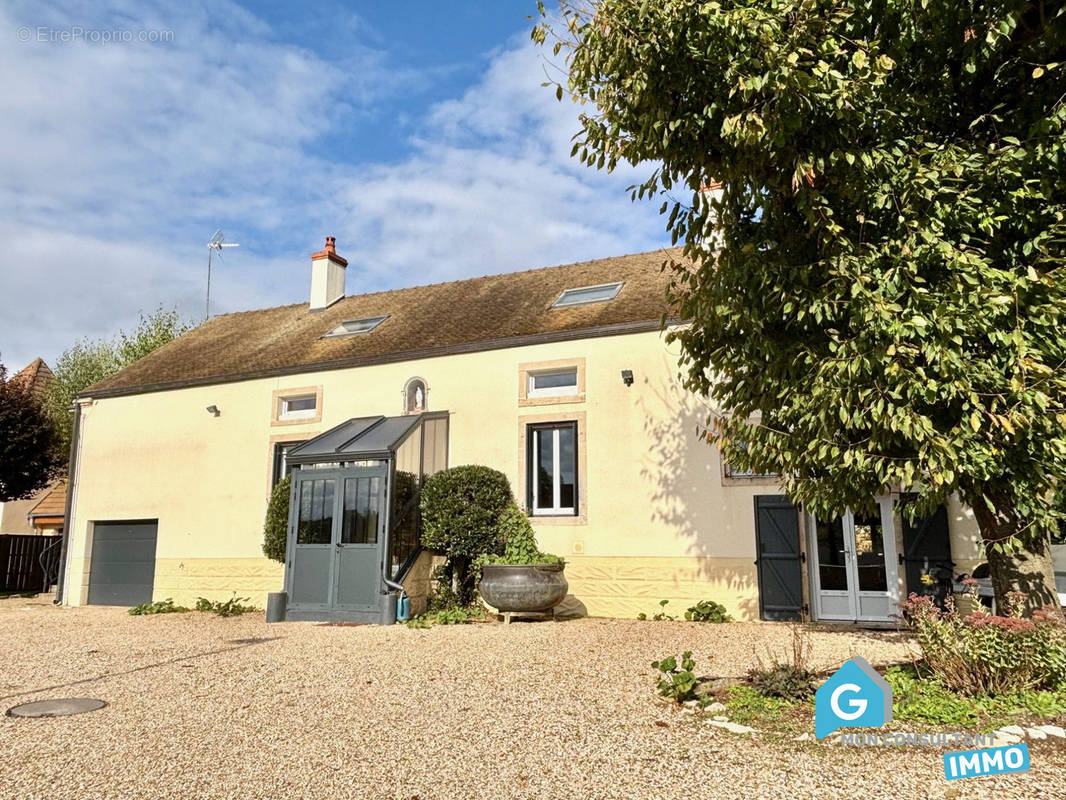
[282,412,448,623]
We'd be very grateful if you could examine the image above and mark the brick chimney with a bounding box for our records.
[310,236,348,311]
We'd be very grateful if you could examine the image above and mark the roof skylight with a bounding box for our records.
[323,315,388,338]
[550,282,624,309]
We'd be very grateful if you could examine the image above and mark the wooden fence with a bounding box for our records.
[0,534,60,593]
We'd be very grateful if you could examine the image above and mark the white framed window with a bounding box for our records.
[527,421,578,516]
[323,315,388,338]
[279,394,317,420]
[551,282,623,309]
[527,368,578,399]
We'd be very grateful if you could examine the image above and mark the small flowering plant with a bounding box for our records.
[899,582,1066,696]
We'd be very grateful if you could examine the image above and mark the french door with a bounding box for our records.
[808,498,900,622]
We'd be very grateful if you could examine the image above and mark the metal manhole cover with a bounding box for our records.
[6,698,107,718]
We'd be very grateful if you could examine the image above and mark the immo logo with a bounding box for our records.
[944,743,1030,780]
[814,656,893,739]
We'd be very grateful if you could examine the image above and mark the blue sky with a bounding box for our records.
[0,0,670,371]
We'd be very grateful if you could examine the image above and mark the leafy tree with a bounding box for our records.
[0,360,65,501]
[263,475,291,562]
[538,1,1066,612]
[45,306,193,451]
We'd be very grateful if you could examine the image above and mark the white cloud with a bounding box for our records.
[0,1,667,371]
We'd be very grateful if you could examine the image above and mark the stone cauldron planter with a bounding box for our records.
[478,563,568,619]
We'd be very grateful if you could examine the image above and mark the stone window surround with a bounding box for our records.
[518,357,586,407]
[270,385,323,427]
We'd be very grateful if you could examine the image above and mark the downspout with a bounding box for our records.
[380,459,407,624]
[381,458,405,594]
[54,401,84,605]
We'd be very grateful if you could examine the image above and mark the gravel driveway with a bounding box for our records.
[2,596,1063,799]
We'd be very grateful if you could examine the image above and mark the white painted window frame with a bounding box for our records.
[279,394,317,420]
[526,368,579,399]
[530,425,576,516]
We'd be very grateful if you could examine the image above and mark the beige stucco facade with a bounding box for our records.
[63,328,983,619]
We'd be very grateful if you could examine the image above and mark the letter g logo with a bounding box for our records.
[829,683,868,721]
[814,657,892,739]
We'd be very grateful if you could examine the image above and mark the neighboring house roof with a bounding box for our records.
[11,357,55,399]
[85,248,685,398]
[28,478,68,527]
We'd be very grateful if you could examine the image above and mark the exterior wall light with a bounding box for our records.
[621,369,634,387]
[205,405,221,417]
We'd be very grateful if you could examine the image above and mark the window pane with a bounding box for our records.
[558,425,575,509]
[285,396,316,412]
[552,282,623,308]
[273,441,305,487]
[535,428,554,509]
[297,479,334,544]
[421,418,448,477]
[532,371,577,391]
[854,510,887,592]
[342,477,379,544]
[390,469,420,575]
[816,516,847,591]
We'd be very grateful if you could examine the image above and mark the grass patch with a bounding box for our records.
[718,666,1066,735]
[724,685,804,726]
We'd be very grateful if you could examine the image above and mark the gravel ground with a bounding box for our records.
[2,596,1064,800]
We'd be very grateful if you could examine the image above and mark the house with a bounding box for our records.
[57,238,985,622]
[0,358,65,537]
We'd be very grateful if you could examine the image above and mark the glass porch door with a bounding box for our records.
[332,471,386,612]
[286,467,386,612]
[809,498,899,622]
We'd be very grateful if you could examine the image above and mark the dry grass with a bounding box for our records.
[1,596,1063,799]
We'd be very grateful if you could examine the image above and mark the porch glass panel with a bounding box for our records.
[816,517,847,591]
[853,510,888,592]
[297,479,334,544]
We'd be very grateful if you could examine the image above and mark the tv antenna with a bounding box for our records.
[205,229,239,319]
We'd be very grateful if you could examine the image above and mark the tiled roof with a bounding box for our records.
[28,478,67,521]
[85,248,685,397]
[11,358,54,399]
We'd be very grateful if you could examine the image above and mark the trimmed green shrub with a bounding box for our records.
[420,465,515,601]
[262,475,290,563]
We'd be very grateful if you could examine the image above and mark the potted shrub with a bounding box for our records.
[476,506,567,617]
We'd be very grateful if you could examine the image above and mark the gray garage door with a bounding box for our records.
[87,521,158,606]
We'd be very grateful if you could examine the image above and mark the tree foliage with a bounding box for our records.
[539,0,1066,609]
[0,361,65,501]
[45,306,193,452]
